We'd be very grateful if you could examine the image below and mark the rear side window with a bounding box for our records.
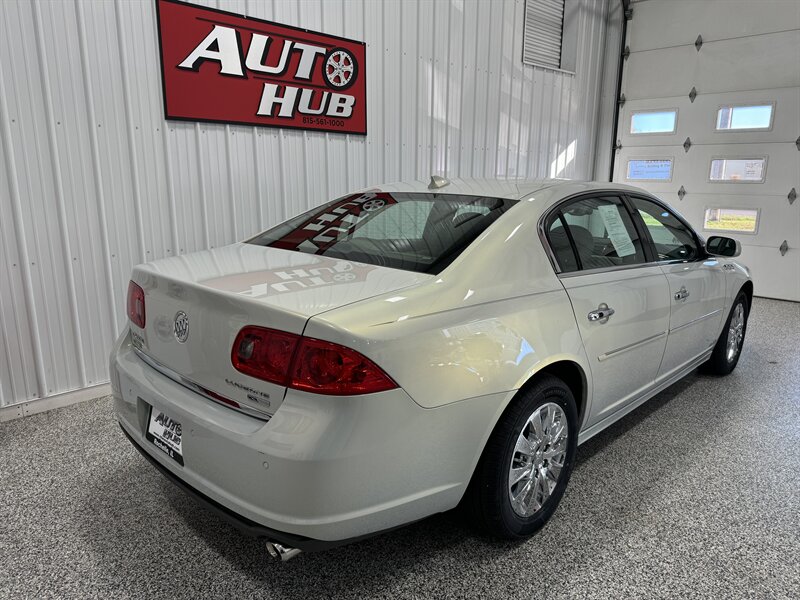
[546,196,646,273]
[631,197,700,262]
[248,192,517,274]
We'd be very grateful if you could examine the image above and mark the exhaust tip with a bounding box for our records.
[266,541,302,562]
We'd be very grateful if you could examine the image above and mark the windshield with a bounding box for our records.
[247,191,518,274]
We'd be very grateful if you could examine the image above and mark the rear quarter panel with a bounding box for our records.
[304,196,593,414]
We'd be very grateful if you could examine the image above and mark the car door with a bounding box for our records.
[628,195,728,380]
[544,194,671,428]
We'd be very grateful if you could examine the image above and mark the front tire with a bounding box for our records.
[703,291,749,375]
[467,375,578,539]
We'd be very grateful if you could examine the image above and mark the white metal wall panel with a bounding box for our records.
[616,0,800,301]
[0,0,610,409]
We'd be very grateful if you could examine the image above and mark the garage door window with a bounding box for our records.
[631,197,700,262]
[703,208,759,234]
[547,196,646,273]
[630,110,677,134]
[709,158,767,182]
[626,159,673,181]
[716,104,774,131]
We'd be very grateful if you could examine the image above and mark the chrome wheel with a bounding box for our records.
[726,303,745,363]
[508,402,568,518]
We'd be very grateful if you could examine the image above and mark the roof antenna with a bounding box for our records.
[428,175,449,189]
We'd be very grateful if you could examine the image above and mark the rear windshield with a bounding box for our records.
[247,191,518,274]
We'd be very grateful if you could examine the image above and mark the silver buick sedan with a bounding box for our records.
[111,178,751,560]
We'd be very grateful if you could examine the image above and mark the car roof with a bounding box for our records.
[370,177,654,201]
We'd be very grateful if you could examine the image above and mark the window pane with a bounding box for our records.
[353,200,432,239]
[716,104,773,130]
[704,208,758,233]
[548,196,646,272]
[709,158,766,182]
[627,159,673,181]
[630,110,677,134]
[249,192,517,274]
[632,197,699,261]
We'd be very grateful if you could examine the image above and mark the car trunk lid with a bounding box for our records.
[130,243,430,417]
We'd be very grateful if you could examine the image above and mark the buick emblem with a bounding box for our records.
[173,311,189,343]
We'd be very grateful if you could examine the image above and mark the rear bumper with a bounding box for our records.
[111,330,506,543]
[120,424,370,551]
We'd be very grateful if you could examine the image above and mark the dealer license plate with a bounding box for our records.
[146,407,184,466]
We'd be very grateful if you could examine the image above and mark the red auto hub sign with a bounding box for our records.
[155,0,367,134]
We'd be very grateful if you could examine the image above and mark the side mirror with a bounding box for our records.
[706,235,741,258]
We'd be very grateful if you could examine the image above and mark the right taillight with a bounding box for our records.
[127,281,146,328]
[231,326,397,395]
[290,337,397,395]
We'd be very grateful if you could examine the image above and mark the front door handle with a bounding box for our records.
[588,303,615,323]
[674,286,690,301]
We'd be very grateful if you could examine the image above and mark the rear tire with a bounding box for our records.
[467,375,578,539]
[703,291,749,376]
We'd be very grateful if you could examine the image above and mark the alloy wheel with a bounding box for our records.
[508,402,569,517]
[727,303,745,363]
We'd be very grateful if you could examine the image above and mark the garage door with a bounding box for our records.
[613,0,800,301]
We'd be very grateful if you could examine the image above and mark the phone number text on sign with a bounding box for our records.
[156,0,367,135]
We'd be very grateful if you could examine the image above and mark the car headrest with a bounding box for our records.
[452,212,485,228]
[566,225,594,253]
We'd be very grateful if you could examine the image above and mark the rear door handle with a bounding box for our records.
[674,286,690,301]
[588,303,615,323]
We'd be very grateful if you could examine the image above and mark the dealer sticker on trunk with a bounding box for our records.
[146,408,184,466]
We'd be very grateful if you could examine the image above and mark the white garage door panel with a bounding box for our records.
[616,143,799,197]
[629,0,800,53]
[618,1,800,302]
[620,87,800,147]
[676,194,800,247]
[624,30,800,100]
[738,245,800,302]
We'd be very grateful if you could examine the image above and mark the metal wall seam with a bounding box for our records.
[73,0,120,333]
[30,0,88,388]
[112,0,147,263]
[0,53,47,400]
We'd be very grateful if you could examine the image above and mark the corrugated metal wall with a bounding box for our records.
[0,0,610,409]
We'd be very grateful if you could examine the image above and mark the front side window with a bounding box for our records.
[248,192,517,274]
[631,197,700,262]
[547,196,646,273]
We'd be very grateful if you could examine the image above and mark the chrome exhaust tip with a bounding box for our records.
[266,541,302,562]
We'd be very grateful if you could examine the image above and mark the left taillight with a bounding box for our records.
[231,326,301,386]
[127,280,146,328]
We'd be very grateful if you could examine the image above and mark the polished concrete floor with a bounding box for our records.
[1,297,798,599]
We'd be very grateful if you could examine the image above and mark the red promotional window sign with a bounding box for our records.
[155,0,367,135]
[269,192,398,253]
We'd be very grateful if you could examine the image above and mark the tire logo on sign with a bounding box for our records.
[323,48,357,90]
[174,311,189,344]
